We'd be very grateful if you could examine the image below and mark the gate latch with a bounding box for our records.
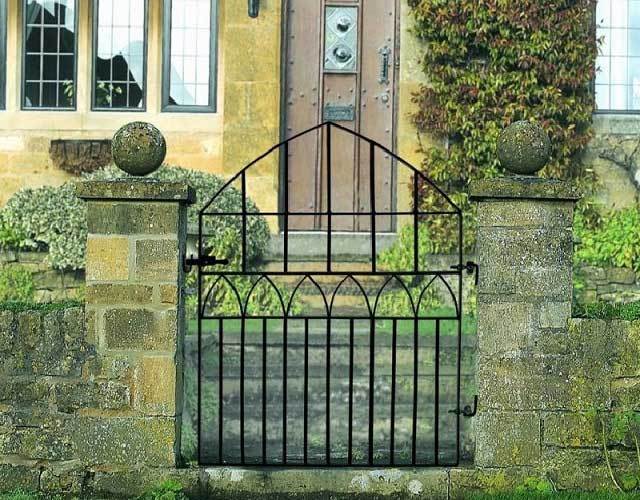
[449,395,478,418]
[183,254,229,272]
[451,261,479,285]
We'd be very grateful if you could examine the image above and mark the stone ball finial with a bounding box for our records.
[111,121,166,176]
[497,121,551,175]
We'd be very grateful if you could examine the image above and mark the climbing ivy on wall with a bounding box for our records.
[408,0,599,249]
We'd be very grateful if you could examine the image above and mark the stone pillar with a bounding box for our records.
[470,176,580,468]
[77,180,194,467]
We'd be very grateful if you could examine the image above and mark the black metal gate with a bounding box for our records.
[188,122,475,467]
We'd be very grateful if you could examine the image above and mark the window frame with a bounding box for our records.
[161,0,218,113]
[20,0,80,111]
[594,0,640,115]
[90,0,149,112]
[0,0,6,110]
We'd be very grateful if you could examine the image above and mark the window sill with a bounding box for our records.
[592,113,640,135]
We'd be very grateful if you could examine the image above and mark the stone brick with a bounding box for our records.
[476,200,573,228]
[477,302,534,356]
[17,311,42,349]
[611,378,640,410]
[134,355,177,416]
[77,180,195,203]
[0,310,15,351]
[607,267,637,285]
[135,239,179,282]
[475,411,541,467]
[542,448,611,491]
[39,461,86,496]
[0,378,50,404]
[72,417,177,466]
[86,236,130,282]
[478,356,572,411]
[104,308,176,351]
[449,468,532,499]
[539,302,571,329]
[3,415,75,461]
[87,201,179,235]
[615,321,640,377]
[61,306,84,336]
[54,381,131,413]
[159,284,179,305]
[0,464,40,491]
[86,284,154,305]
[85,308,99,345]
[87,468,201,499]
[543,412,599,447]
[478,227,573,270]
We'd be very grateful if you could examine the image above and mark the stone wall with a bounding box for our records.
[0,304,134,494]
[577,264,640,304]
[0,250,84,302]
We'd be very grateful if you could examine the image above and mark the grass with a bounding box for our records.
[0,491,63,500]
[0,300,83,313]
[574,301,640,321]
[468,493,640,500]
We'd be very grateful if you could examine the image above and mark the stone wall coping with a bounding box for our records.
[469,177,581,201]
[76,179,196,204]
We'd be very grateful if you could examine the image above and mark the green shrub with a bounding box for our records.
[0,300,82,313]
[0,266,35,303]
[0,183,87,270]
[575,206,640,272]
[0,490,39,500]
[408,0,598,249]
[0,164,271,273]
[138,480,187,500]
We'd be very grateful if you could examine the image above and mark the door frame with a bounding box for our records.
[278,0,401,234]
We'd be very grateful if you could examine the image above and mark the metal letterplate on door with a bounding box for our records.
[324,6,358,73]
[323,103,355,121]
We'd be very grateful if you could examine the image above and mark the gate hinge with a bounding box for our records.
[183,254,229,272]
[451,261,479,285]
[448,395,478,418]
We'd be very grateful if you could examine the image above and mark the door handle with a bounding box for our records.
[378,46,390,84]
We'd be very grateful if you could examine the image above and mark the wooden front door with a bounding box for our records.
[283,0,398,232]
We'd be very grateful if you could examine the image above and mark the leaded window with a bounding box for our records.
[596,0,640,111]
[162,0,217,112]
[23,0,77,109]
[92,0,147,110]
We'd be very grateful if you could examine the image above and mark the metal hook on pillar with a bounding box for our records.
[248,0,259,18]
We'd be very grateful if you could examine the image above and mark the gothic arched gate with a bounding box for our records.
[188,122,475,467]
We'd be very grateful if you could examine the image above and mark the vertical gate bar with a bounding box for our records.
[413,175,419,273]
[262,317,267,465]
[434,319,440,465]
[304,318,309,465]
[390,318,397,465]
[241,172,248,273]
[218,317,224,463]
[368,317,375,465]
[326,123,332,272]
[197,214,203,464]
[348,318,354,465]
[370,142,377,272]
[412,316,418,465]
[326,315,331,464]
[283,315,288,464]
[283,141,289,273]
[456,216,464,465]
[240,316,246,464]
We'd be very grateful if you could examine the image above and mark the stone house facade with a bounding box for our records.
[0,0,635,224]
